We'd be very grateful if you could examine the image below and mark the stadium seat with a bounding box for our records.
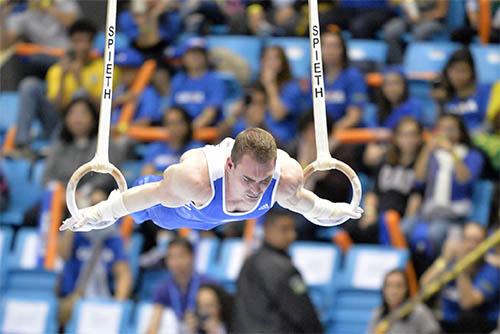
[131,302,180,334]
[265,37,310,79]
[0,159,43,225]
[194,237,220,277]
[404,42,459,75]
[65,298,133,334]
[0,292,58,334]
[126,233,144,283]
[3,269,58,297]
[290,242,340,322]
[471,44,500,84]
[206,35,263,78]
[213,238,247,292]
[328,245,408,334]
[0,92,19,135]
[9,227,40,270]
[137,270,168,301]
[347,40,388,66]
[0,227,13,288]
[469,180,494,227]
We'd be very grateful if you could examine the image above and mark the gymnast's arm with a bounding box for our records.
[276,153,363,225]
[61,149,210,230]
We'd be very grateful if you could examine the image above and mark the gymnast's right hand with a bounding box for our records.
[60,190,125,232]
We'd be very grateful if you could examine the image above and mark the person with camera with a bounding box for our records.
[183,284,233,334]
[12,19,106,156]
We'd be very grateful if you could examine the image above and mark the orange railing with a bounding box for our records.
[479,0,491,44]
[44,182,64,270]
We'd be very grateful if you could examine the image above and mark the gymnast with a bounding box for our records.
[60,127,363,232]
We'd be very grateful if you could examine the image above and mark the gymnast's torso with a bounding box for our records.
[131,138,282,230]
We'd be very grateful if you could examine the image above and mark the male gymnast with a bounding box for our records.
[61,128,363,232]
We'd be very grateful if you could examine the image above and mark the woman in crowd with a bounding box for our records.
[348,117,423,243]
[432,48,492,132]
[403,114,484,261]
[368,269,440,334]
[184,284,234,334]
[141,106,203,175]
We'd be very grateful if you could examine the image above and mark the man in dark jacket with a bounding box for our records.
[234,209,323,333]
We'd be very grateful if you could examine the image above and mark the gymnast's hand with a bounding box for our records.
[303,200,363,227]
[60,190,123,232]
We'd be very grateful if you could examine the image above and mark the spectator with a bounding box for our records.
[320,29,367,131]
[13,19,105,153]
[0,165,8,212]
[170,37,225,129]
[0,0,80,73]
[224,46,302,148]
[118,0,181,60]
[42,97,125,201]
[432,48,492,132]
[234,209,323,333]
[368,269,440,334]
[148,238,214,331]
[374,67,423,129]
[111,48,162,127]
[184,284,234,334]
[321,0,396,39]
[452,0,500,44]
[349,117,423,244]
[57,226,132,325]
[421,222,499,333]
[383,0,449,63]
[404,114,484,260]
[141,106,203,175]
[22,97,125,227]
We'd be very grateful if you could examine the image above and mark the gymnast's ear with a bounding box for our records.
[226,156,235,171]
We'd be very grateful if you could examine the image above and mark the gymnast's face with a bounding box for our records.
[226,154,275,203]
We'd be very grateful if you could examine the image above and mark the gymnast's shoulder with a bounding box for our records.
[276,149,304,199]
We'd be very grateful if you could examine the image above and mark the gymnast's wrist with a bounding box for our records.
[97,190,130,221]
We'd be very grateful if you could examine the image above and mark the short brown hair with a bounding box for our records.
[231,128,277,165]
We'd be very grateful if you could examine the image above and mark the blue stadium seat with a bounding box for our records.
[213,238,246,292]
[137,270,168,301]
[0,292,58,334]
[131,302,180,334]
[0,92,19,135]
[265,37,310,79]
[471,44,500,84]
[446,0,466,31]
[3,269,58,297]
[328,245,408,334]
[469,180,494,227]
[347,40,388,65]
[32,159,46,187]
[65,298,133,334]
[206,35,263,78]
[290,242,340,323]
[0,159,43,225]
[194,237,220,277]
[126,233,144,283]
[9,227,40,270]
[0,227,13,288]
[404,42,459,75]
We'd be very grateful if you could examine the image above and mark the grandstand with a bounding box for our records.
[0,1,499,333]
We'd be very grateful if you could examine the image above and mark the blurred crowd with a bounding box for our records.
[0,0,499,333]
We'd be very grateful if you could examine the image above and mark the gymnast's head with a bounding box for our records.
[226,128,277,203]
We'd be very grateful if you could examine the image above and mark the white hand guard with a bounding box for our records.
[60,190,129,232]
[304,198,363,227]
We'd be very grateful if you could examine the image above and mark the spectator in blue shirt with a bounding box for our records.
[375,67,423,129]
[58,227,132,325]
[219,46,303,148]
[170,37,226,128]
[433,48,492,132]
[421,222,499,333]
[112,48,162,126]
[404,114,484,260]
[147,238,215,331]
[320,29,368,131]
[142,106,203,175]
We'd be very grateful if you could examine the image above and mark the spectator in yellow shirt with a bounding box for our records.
[14,19,107,154]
